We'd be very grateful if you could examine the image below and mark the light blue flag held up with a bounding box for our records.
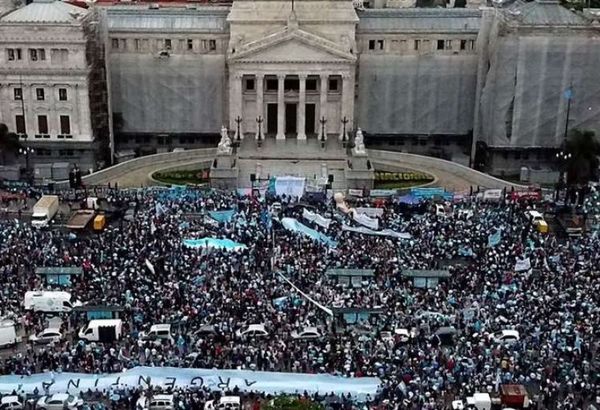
[488,228,502,247]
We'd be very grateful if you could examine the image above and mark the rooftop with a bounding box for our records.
[357,8,481,32]
[501,0,589,26]
[1,0,88,23]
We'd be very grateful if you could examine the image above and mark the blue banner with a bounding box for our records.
[488,229,502,247]
[183,238,247,251]
[0,367,380,401]
[209,210,235,223]
[410,188,453,200]
[281,218,337,248]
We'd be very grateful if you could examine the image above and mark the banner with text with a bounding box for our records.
[0,367,380,400]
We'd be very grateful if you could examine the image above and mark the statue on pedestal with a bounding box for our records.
[217,125,232,154]
[354,128,366,154]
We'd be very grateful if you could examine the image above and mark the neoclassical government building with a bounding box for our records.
[1,0,600,175]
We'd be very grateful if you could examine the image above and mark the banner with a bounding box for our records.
[342,224,411,239]
[209,210,235,223]
[355,207,384,218]
[302,209,332,229]
[281,218,337,248]
[274,176,306,198]
[514,257,531,272]
[353,212,379,230]
[0,367,380,400]
[183,238,247,251]
[347,189,364,197]
[411,188,453,200]
[488,229,502,247]
[276,271,333,317]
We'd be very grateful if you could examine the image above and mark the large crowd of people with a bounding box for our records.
[0,185,598,410]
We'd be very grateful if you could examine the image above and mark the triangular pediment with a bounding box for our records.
[229,28,356,63]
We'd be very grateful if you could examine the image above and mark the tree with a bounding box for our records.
[0,123,21,165]
[261,396,324,410]
[565,129,600,184]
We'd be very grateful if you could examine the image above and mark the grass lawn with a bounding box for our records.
[152,169,210,186]
[374,180,431,189]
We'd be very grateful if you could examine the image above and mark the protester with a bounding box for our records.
[0,186,598,410]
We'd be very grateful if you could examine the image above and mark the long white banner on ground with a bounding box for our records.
[342,224,412,239]
[0,367,380,400]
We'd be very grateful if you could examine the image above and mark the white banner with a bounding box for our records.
[274,176,306,198]
[0,367,380,400]
[342,224,411,239]
[353,212,379,230]
[355,207,384,218]
[514,257,531,272]
[302,208,332,229]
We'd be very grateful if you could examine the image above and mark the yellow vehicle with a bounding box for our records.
[536,220,548,233]
[93,214,106,231]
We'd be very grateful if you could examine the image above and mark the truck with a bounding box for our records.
[24,291,76,313]
[31,195,59,228]
[78,319,123,342]
[0,320,21,348]
[66,209,96,230]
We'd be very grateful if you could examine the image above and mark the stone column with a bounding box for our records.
[229,72,243,139]
[339,73,354,140]
[255,74,264,139]
[318,73,328,140]
[297,74,307,140]
[276,74,286,140]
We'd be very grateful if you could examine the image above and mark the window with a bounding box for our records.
[30,49,38,61]
[515,151,521,160]
[328,77,339,92]
[201,40,207,50]
[37,115,48,134]
[244,77,255,91]
[111,38,119,49]
[414,40,420,51]
[445,40,452,50]
[15,115,26,134]
[266,78,278,91]
[368,40,375,50]
[306,78,318,91]
[460,40,467,50]
[13,88,22,101]
[377,40,384,50]
[187,39,193,50]
[164,39,172,50]
[60,115,70,135]
[469,40,476,50]
[284,78,299,91]
[50,48,68,64]
[208,39,216,51]
[437,40,445,50]
[134,39,141,51]
[120,39,127,50]
[29,48,44,61]
[7,48,22,61]
[58,88,67,101]
[36,88,45,101]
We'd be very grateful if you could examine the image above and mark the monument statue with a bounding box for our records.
[354,128,366,154]
[217,125,232,154]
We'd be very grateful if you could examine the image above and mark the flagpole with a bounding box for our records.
[563,83,573,144]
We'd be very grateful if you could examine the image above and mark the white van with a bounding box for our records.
[140,324,174,344]
[23,291,74,313]
[0,320,21,348]
[78,319,123,342]
[204,397,241,410]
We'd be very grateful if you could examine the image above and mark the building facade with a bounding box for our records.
[1,0,599,176]
[0,0,109,174]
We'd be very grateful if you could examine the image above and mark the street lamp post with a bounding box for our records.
[555,150,572,202]
[234,116,242,142]
[341,116,348,147]
[19,146,34,182]
[319,116,327,148]
[256,116,263,147]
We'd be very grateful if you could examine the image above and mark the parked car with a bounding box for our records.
[0,396,23,410]
[491,329,520,345]
[29,328,62,345]
[37,394,83,410]
[235,324,268,338]
[204,396,241,410]
[140,324,174,344]
[290,326,322,340]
